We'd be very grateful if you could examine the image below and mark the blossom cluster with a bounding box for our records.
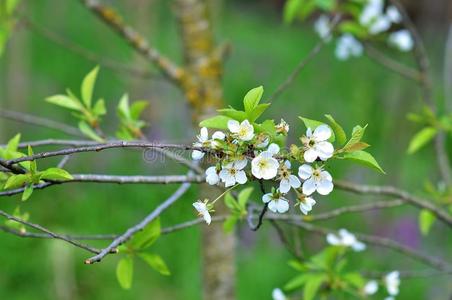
[364,271,401,299]
[192,118,336,223]
[314,0,414,61]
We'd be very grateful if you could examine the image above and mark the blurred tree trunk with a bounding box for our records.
[173,1,235,300]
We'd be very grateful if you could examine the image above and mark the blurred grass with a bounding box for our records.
[0,0,451,299]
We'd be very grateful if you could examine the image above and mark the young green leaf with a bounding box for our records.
[22,184,33,201]
[6,133,21,152]
[40,168,73,181]
[217,108,247,121]
[46,95,82,111]
[223,215,239,233]
[199,115,232,130]
[6,0,21,15]
[283,0,302,23]
[116,256,133,290]
[27,146,37,174]
[284,273,309,291]
[117,94,131,120]
[224,193,241,211]
[130,101,149,120]
[342,150,385,174]
[303,273,328,300]
[92,99,106,117]
[78,121,104,142]
[299,116,335,142]
[81,66,99,108]
[419,209,436,235]
[4,174,29,189]
[342,124,367,150]
[238,187,254,208]
[127,218,161,250]
[248,103,270,122]
[243,86,264,113]
[407,127,437,154]
[324,114,346,145]
[139,253,171,276]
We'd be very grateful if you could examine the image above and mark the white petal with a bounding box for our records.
[212,131,225,140]
[321,170,333,182]
[261,159,279,180]
[192,150,205,160]
[262,193,273,203]
[234,159,248,170]
[205,166,217,176]
[289,175,301,188]
[199,127,209,141]
[305,197,316,207]
[317,179,334,195]
[272,288,286,300]
[313,124,331,141]
[235,170,248,184]
[326,233,340,245]
[203,212,212,225]
[227,120,240,133]
[299,205,308,215]
[298,164,313,180]
[267,143,280,155]
[364,281,378,295]
[206,174,219,185]
[302,178,317,195]
[192,201,207,213]
[284,160,291,168]
[279,179,291,193]
[303,148,318,163]
[306,127,313,137]
[219,169,232,182]
[276,200,289,213]
[352,241,366,252]
[267,200,278,213]
[315,142,334,160]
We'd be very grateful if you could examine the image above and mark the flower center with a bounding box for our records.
[257,159,268,169]
[229,168,237,175]
[238,127,247,137]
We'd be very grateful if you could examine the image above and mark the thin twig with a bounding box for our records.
[84,181,191,264]
[0,109,83,137]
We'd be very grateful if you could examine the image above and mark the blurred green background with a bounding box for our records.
[0,0,451,299]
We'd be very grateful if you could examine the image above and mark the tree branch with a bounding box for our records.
[84,181,192,264]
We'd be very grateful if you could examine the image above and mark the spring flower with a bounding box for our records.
[368,15,391,35]
[298,164,334,196]
[388,30,414,52]
[276,119,290,135]
[301,125,334,162]
[335,34,363,61]
[326,229,366,251]
[192,127,209,160]
[272,288,287,300]
[359,0,384,26]
[278,161,301,193]
[252,145,279,180]
[384,271,400,296]
[363,280,379,295]
[228,119,254,141]
[298,196,316,215]
[205,166,220,185]
[262,193,290,213]
[219,159,248,187]
[211,131,226,149]
[314,15,332,42]
[192,200,211,225]
[386,5,402,23]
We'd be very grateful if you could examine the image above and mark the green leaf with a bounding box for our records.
[199,115,232,130]
[339,21,368,38]
[81,66,99,108]
[223,215,238,233]
[21,184,33,201]
[92,99,106,116]
[343,272,365,289]
[324,114,346,145]
[224,193,241,211]
[238,187,253,208]
[27,146,37,174]
[255,119,276,137]
[46,95,82,111]
[40,168,73,181]
[315,0,335,10]
[139,253,171,276]
[4,174,29,189]
[248,103,270,122]
[78,121,104,142]
[299,116,335,142]
[342,142,370,153]
[6,133,21,152]
[6,0,21,15]
[217,108,247,121]
[288,260,309,272]
[128,218,161,250]
[283,0,302,23]
[303,273,328,300]
[117,94,130,120]
[284,273,309,291]
[116,256,133,290]
[407,127,437,154]
[243,86,264,113]
[419,209,436,235]
[342,150,385,174]
[130,101,149,120]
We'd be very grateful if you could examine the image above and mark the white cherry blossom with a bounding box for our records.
[359,0,384,26]
[386,5,402,23]
[219,159,248,187]
[192,200,211,225]
[205,166,220,185]
[314,15,332,42]
[384,271,400,296]
[252,145,279,180]
[276,119,290,135]
[326,228,366,251]
[299,196,316,215]
[262,193,290,213]
[363,280,379,295]
[278,161,301,193]
[301,124,334,162]
[192,127,209,160]
[211,131,226,149]
[335,34,363,61]
[272,288,287,300]
[228,119,254,141]
[388,30,414,52]
[298,164,334,196]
